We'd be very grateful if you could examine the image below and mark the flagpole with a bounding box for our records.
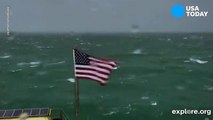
[75,77,80,116]
[73,49,80,117]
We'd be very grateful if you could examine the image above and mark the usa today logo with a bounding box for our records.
[171,4,208,18]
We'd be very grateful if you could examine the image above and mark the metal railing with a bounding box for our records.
[50,109,70,120]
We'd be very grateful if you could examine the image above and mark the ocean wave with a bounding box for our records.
[132,49,142,54]
[141,96,149,100]
[0,55,11,59]
[103,104,136,116]
[184,58,208,64]
[11,69,22,73]
[167,38,172,41]
[183,37,188,40]
[204,85,213,91]
[30,62,41,65]
[103,111,118,116]
[29,85,38,89]
[17,62,28,66]
[46,61,66,66]
[103,108,119,116]
[36,46,54,49]
[150,101,158,106]
[30,65,38,68]
[67,78,75,83]
[17,61,41,67]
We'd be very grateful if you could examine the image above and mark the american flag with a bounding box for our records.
[73,49,117,85]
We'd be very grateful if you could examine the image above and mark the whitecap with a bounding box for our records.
[103,107,119,116]
[113,67,118,70]
[11,69,22,73]
[30,65,38,68]
[207,87,213,91]
[17,61,41,66]
[103,111,117,116]
[184,60,190,63]
[183,37,188,40]
[47,61,66,66]
[151,101,157,106]
[0,55,11,59]
[103,108,119,116]
[189,58,208,64]
[36,46,43,49]
[36,46,53,49]
[167,38,171,41]
[67,78,75,83]
[46,46,53,49]
[17,62,28,66]
[30,62,40,65]
[132,49,142,54]
[204,86,213,91]
[141,96,149,100]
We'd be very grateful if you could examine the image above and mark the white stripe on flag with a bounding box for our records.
[88,57,117,66]
[75,69,109,79]
[75,65,111,74]
[89,61,114,70]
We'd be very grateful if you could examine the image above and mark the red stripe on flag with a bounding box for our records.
[76,72,108,81]
[74,49,117,85]
[88,57,117,67]
[89,62,114,71]
[76,67,110,75]
[76,69,109,79]
[76,65,111,74]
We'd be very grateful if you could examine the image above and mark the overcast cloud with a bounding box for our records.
[0,0,212,33]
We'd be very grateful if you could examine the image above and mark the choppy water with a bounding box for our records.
[0,33,213,120]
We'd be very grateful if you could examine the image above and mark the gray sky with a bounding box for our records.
[0,0,212,33]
